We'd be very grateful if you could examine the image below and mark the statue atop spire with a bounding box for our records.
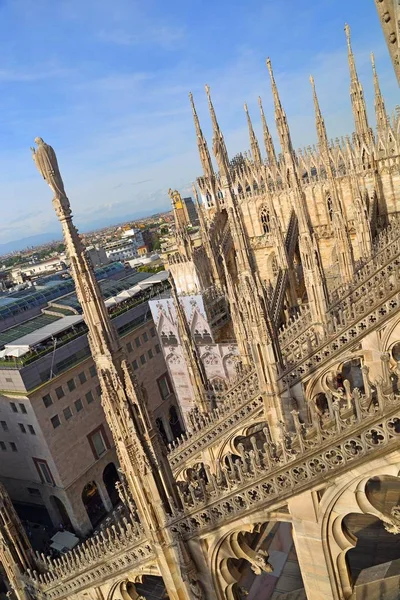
[189,91,215,180]
[265,57,294,158]
[244,102,262,166]
[258,96,277,168]
[371,52,389,139]
[309,75,329,152]
[344,23,371,140]
[32,137,200,600]
[205,84,230,172]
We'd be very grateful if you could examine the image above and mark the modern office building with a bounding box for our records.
[0,270,183,536]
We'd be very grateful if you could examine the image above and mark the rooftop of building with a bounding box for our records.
[0,262,125,322]
[0,270,170,367]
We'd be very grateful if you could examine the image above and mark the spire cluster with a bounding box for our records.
[188,23,387,180]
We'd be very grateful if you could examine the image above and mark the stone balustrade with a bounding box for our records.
[27,510,152,599]
[170,370,400,538]
[168,371,260,468]
[279,221,400,382]
[276,214,400,357]
[278,305,312,348]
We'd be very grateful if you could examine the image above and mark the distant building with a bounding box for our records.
[183,197,199,227]
[0,270,182,536]
[11,257,67,284]
[104,229,145,262]
[86,246,109,268]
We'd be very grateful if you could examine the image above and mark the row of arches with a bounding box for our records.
[50,462,120,532]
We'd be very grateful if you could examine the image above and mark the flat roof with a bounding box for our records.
[0,271,169,357]
[4,315,83,351]
[0,314,61,349]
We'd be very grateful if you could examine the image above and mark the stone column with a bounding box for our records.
[288,491,337,600]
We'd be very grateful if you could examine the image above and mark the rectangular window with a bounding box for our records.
[51,415,61,429]
[132,359,138,371]
[0,441,6,451]
[140,354,146,365]
[148,349,153,359]
[67,378,76,392]
[28,425,36,435]
[78,371,87,384]
[10,402,17,413]
[10,442,17,452]
[0,421,8,432]
[85,391,94,405]
[33,458,54,485]
[27,487,41,497]
[126,342,133,353]
[142,331,148,343]
[158,374,171,400]
[88,426,109,459]
[150,327,156,337]
[19,403,27,414]
[63,407,72,421]
[96,385,101,398]
[42,394,53,408]
[89,365,97,378]
[155,343,161,354]
[74,399,83,413]
[135,337,141,348]
[19,423,26,434]
[55,386,64,399]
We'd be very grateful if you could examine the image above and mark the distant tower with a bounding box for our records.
[169,188,190,229]
[183,197,200,226]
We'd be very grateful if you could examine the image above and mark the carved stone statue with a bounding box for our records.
[31,137,67,199]
[250,549,273,574]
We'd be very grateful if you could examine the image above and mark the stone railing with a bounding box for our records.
[281,285,400,386]
[249,233,275,250]
[270,269,288,326]
[329,214,400,308]
[27,510,153,599]
[274,215,400,355]
[279,227,400,383]
[285,210,298,260]
[278,305,312,348]
[170,371,400,538]
[168,371,261,469]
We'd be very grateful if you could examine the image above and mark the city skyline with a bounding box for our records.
[0,0,398,244]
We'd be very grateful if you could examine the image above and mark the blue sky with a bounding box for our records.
[0,0,398,243]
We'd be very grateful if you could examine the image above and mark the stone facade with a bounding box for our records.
[1,14,400,600]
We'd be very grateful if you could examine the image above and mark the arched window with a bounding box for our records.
[260,206,271,234]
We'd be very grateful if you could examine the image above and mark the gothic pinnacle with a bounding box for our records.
[266,57,281,110]
[244,102,262,165]
[371,51,388,136]
[344,23,370,139]
[258,95,277,167]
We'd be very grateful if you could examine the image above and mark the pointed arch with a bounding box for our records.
[260,205,271,234]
